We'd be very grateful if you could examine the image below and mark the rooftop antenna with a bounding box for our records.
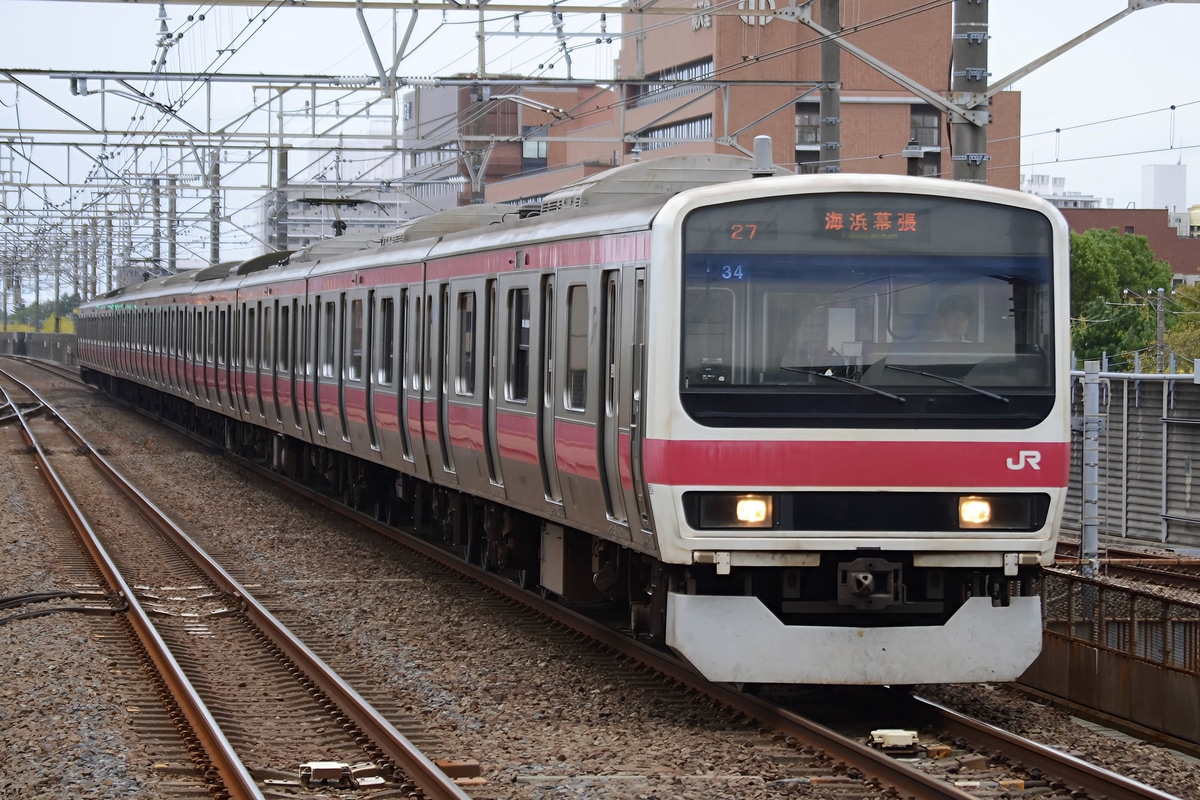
[750,135,776,178]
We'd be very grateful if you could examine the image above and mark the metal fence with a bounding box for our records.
[1026,568,1200,743]
[1066,370,1200,552]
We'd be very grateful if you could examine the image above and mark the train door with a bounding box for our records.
[192,308,203,404]
[262,300,277,423]
[338,292,355,443]
[538,274,562,504]
[436,283,456,477]
[626,269,653,534]
[400,285,427,474]
[245,302,259,419]
[233,304,244,415]
[216,305,230,410]
[493,273,540,507]
[170,308,181,393]
[161,308,170,389]
[449,278,489,490]
[310,295,327,438]
[366,291,382,451]
[286,299,303,432]
[202,308,213,406]
[483,278,502,486]
[181,308,193,399]
[599,270,627,525]
[340,290,370,449]
[163,309,172,391]
[396,288,416,465]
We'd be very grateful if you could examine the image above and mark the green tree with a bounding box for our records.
[1070,228,1174,369]
[1164,284,1200,370]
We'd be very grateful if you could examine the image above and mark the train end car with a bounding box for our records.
[75,152,1071,686]
[638,173,1070,684]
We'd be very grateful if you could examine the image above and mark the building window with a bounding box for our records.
[640,116,713,151]
[911,106,940,147]
[795,103,821,146]
[631,59,714,108]
[796,151,822,175]
[521,126,548,172]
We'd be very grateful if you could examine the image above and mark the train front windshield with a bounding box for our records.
[679,192,1056,429]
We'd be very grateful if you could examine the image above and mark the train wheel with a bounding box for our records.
[629,602,650,636]
[462,503,484,565]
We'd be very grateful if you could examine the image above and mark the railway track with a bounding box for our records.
[1056,539,1200,593]
[0,363,472,800]
[186,409,1188,799]
[7,355,1191,799]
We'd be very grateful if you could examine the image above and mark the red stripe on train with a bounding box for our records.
[642,439,1069,488]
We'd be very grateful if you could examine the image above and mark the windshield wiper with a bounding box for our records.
[781,366,906,403]
[884,364,1009,403]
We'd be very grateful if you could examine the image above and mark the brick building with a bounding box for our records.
[403,2,1022,209]
[1061,208,1200,282]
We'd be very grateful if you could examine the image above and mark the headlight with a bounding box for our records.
[737,496,770,524]
[959,497,993,527]
[959,495,1034,530]
[697,494,775,529]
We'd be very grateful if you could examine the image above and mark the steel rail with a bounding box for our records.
[245,454,1190,800]
[0,369,265,800]
[67,366,1183,800]
[914,695,1185,800]
[237,458,982,800]
[5,369,473,800]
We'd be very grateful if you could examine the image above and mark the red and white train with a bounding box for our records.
[77,153,1071,684]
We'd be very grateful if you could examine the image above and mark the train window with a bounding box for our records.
[423,295,434,391]
[506,288,530,403]
[542,281,555,409]
[321,301,336,379]
[348,298,364,381]
[565,285,589,411]
[605,279,618,415]
[218,309,227,366]
[411,296,422,389]
[379,296,395,386]
[277,304,290,371]
[261,305,272,369]
[246,306,257,368]
[206,309,214,365]
[457,291,476,396]
[679,191,1056,428]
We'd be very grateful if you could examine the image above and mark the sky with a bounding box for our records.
[1,0,1198,253]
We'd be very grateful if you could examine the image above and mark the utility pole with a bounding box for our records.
[151,177,162,273]
[1156,287,1167,373]
[951,0,989,183]
[105,216,114,294]
[819,0,841,174]
[208,149,221,265]
[167,177,178,273]
[54,239,62,334]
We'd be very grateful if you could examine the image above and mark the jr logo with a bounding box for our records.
[1006,450,1042,470]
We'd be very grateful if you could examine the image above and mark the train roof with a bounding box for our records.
[286,203,518,266]
[537,154,789,213]
[81,153,795,309]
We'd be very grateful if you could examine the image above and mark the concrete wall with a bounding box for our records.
[0,333,76,364]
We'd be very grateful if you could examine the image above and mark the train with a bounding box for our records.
[76,150,1071,685]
